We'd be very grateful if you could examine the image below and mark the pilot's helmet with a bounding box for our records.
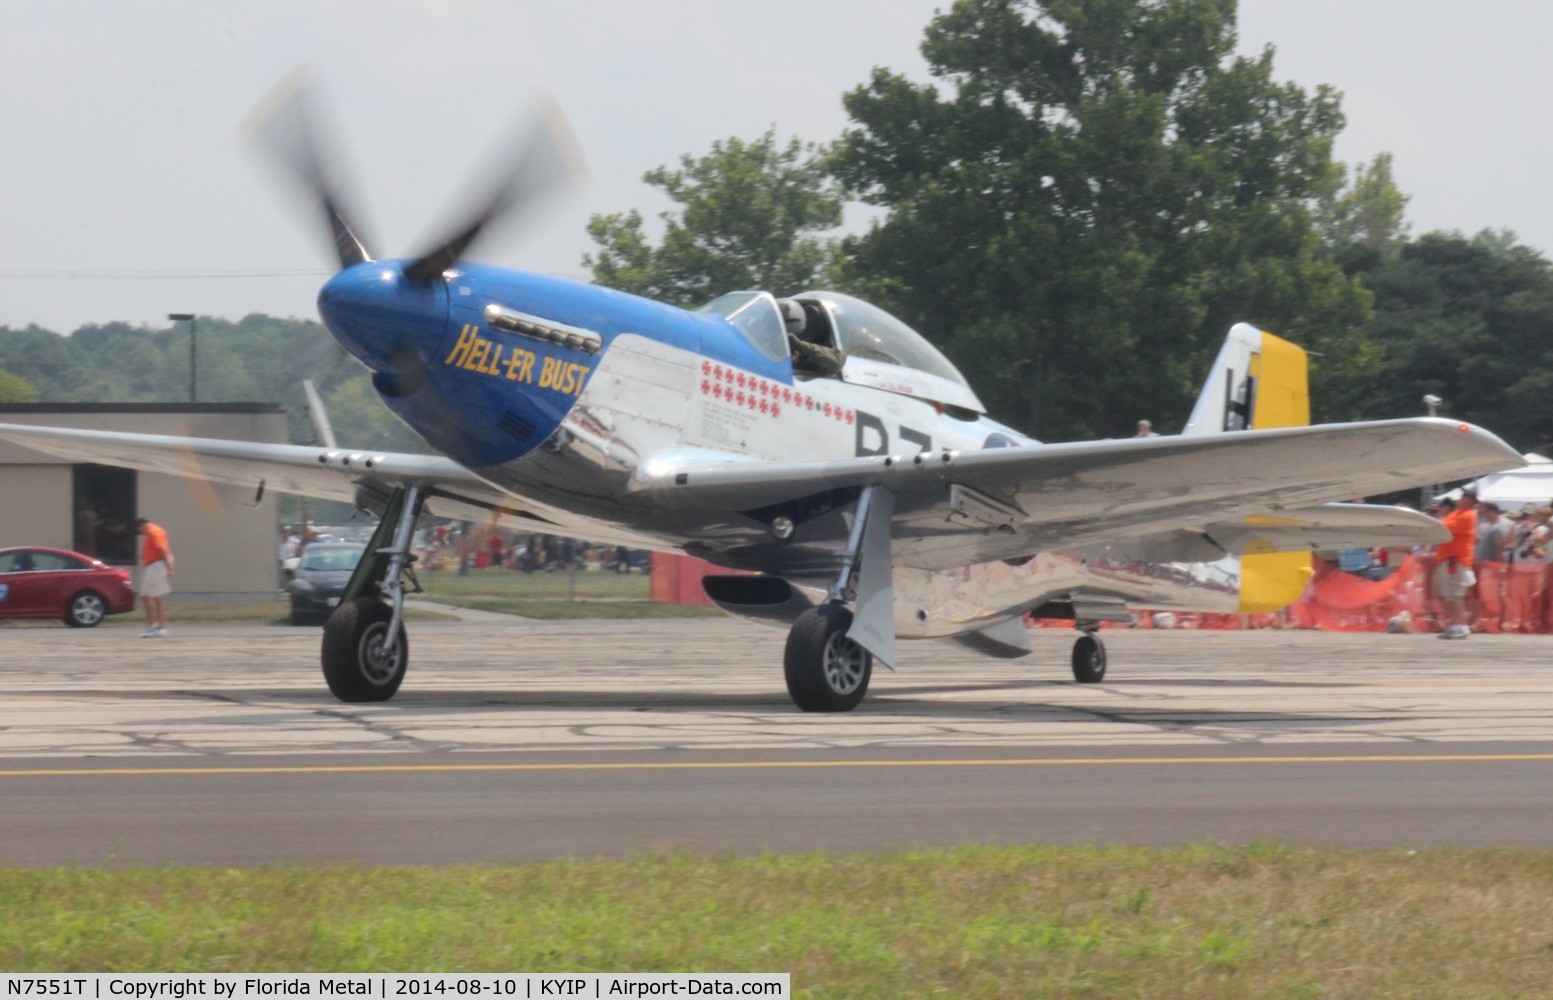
[778,298,805,335]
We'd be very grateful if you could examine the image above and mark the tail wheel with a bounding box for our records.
[784,604,872,712]
[1072,632,1107,683]
[64,590,108,628]
[321,598,407,702]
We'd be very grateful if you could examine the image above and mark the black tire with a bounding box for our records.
[63,590,108,628]
[784,604,872,712]
[320,598,408,702]
[289,600,318,627]
[1072,632,1107,683]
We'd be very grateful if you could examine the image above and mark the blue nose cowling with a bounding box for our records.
[317,261,450,374]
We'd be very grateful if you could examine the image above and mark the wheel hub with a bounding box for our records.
[358,622,402,685]
[822,632,868,695]
[73,597,104,624]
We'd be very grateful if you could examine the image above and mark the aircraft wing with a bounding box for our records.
[0,422,539,527]
[646,417,1522,571]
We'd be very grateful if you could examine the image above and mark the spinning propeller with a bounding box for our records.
[244,70,586,280]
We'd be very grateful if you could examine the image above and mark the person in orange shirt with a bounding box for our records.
[1434,490,1479,638]
[135,517,175,638]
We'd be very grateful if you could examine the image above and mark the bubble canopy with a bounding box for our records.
[697,289,985,412]
[797,290,971,388]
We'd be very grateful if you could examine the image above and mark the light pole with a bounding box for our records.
[169,313,196,402]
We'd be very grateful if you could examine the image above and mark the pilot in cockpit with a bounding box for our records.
[779,298,846,377]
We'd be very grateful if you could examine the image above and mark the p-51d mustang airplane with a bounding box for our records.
[0,81,1523,711]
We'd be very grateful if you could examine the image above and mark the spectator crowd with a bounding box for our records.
[1303,488,1553,636]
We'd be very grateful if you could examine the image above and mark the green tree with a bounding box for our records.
[1351,230,1553,452]
[1316,152,1411,274]
[584,130,843,307]
[0,316,426,453]
[0,365,36,402]
[0,325,82,396]
[832,0,1375,437]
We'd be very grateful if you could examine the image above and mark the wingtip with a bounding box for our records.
[1419,416,1526,469]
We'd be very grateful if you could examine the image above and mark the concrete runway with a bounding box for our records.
[3,615,1553,865]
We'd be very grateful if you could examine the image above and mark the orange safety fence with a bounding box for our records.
[649,552,720,606]
[1290,555,1432,633]
[651,552,1553,634]
[1290,556,1553,634]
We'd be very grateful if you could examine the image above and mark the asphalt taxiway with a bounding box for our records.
[3,615,1553,865]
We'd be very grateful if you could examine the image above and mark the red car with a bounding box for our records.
[0,547,137,627]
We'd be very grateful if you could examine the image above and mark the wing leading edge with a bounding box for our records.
[0,421,545,530]
[645,417,1523,570]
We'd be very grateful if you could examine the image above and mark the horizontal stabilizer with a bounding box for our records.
[1206,502,1449,555]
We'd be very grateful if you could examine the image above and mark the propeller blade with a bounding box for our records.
[243,70,375,270]
[403,96,586,282]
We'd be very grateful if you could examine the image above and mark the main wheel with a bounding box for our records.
[784,604,872,712]
[1071,632,1106,683]
[63,590,107,628]
[321,598,408,702]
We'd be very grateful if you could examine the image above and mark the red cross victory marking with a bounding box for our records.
[697,368,819,422]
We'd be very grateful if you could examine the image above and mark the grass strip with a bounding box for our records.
[415,568,721,618]
[416,569,652,602]
[0,605,455,627]
[4,844,1553,997]
[1,570,708,624]
[455,599,722,619]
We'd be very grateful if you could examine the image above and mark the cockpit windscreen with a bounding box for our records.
[697,291,788,361]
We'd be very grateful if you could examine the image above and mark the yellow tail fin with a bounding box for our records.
[1183,323,1313,612]
[1243,328,1312,612]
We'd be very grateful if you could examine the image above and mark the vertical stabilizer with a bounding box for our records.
[1183,323,1313,611]
[1182,323,1309,436]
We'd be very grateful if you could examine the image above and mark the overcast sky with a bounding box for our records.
[2,1,1549,334]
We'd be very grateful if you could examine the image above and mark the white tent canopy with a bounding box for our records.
[1461,453,1553,509]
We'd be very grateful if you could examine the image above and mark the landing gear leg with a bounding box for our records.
[783,485,893,712]
[1071,625,1107,684]
[321,485,424,702]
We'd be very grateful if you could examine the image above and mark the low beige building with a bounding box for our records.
[0,403,287,597]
